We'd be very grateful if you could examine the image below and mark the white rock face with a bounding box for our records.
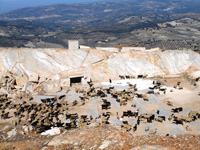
[0,48,199,82]
[1,50,18,71]
[107,50,200,79]
[0,48,101,79]
[158,51,200,75]
[108,55,165,78]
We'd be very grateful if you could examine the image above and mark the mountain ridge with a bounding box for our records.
[0,0,200,49]
[1,0,200,26]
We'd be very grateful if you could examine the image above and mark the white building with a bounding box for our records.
[68,40,79,50]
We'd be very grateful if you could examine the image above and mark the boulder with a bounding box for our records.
[15,76,27,87]
[22,81,30,92]
[27,85,34,93]
[7,128,17,137]
[29,73,39,82]
[41,127,60,136]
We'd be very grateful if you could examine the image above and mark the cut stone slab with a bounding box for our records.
[15,76,27,87]
[22,81,30,92]
[29,73,39,82]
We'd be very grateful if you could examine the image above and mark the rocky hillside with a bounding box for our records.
[0,48,199,82]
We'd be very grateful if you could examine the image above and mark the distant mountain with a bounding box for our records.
[0,0,200,49]
[0,0,105,14]
[0,0,200,27]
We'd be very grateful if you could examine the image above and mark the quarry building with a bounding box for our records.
[68,40,79,50]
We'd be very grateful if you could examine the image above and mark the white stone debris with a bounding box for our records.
[41,127,61,136]
[98,140,111,149]
[7,128,17,137]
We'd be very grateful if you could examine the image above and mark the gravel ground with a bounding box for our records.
[1,126,199,150]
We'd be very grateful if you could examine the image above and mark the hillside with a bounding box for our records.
[1,0,200,26]
[0,0,200,48]
[0,17,200,49]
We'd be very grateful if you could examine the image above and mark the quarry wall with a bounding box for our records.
[0,48,199,84]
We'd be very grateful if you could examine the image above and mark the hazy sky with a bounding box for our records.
[0,0,103,14]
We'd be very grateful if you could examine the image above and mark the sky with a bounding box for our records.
[0,0,103,14]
